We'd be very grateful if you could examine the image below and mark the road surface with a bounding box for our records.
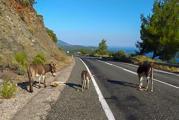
[47,57,179,120]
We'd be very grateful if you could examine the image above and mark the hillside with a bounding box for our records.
[0,0,71,67]
[58,40,96,54]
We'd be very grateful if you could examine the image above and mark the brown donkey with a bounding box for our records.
[137,62,154,92]
[81,70,91,92]
[27,62,56,92]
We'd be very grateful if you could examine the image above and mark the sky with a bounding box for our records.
[34,0,154,47]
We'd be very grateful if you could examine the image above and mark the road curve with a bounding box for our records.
[46,57,107,120]
[47,57,179,120]
[82,57,179,120]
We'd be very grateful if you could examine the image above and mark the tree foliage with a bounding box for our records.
[136,0,179,61]
[96,39,108,56]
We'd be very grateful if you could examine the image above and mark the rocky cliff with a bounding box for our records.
[0,0,70,66]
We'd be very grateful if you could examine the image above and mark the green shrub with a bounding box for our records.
[32,53,46,64]
[15,52,28,75]
[46,27,58,43]
[15,52,28,67]
[113,50,129,62]
[0,80,17,99]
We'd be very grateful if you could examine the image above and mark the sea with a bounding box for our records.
[108,47,137,54]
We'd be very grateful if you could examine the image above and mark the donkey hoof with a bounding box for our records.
[138,88,143,91]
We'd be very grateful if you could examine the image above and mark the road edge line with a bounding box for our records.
[79,58,116,120]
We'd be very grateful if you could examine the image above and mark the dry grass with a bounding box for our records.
[131,55,155,64]
[131,55,179,73]
[154,64,179,73]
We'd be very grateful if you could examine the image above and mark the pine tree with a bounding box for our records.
[136,0,179,61]
[96,39,108,56]
[158,0,179,60]
[136,1,162,58]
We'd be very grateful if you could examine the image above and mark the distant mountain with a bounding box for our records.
[57,40,96,53]
[58,40,72,47]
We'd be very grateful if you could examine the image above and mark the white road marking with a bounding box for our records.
[99,60,179,89]
[79,58,116,120]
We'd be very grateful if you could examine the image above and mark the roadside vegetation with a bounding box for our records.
[94,39,109,57]
[46,27,58,43]
[71,36,179,73]
[112,50,129,62]
[32,53,46,64]
[15,52,28,75]
[136,0,179,61]
[0,79,17,99]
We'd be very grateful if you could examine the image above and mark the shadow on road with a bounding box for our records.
[107,80,137,88]
[65,82,82,90]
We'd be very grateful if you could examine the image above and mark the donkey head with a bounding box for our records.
[49,62,56,77]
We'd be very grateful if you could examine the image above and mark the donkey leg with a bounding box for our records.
[43,75,46,88]
[38,75,42,88]
[82,80,85,92]
[151,77,154,92]
[87,78,90,89]
[139,77,143,90]
[145,77,150,91]
[84,79,87,89]
[151,69,154,92]
[29,78,33,92]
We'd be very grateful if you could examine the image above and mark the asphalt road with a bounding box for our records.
[46,58,107,120]
[47,57,179,120]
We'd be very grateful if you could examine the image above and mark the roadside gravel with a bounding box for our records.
[0,61,74,120]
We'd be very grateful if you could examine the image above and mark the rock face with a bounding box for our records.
[0,0,67,64]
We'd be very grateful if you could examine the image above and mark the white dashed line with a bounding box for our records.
[99,60,179,89]
[79,58,116,120]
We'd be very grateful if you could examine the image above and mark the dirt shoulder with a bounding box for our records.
[0,60,75,120]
